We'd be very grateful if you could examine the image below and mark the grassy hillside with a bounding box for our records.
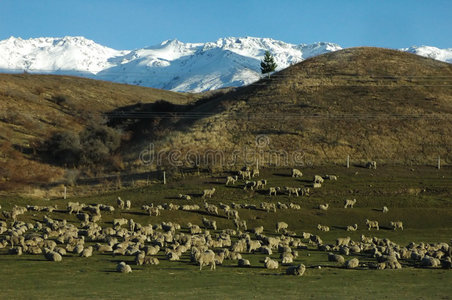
[0,74,197,194]
[138,47,452,170]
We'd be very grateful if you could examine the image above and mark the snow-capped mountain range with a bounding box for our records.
[0,36,450,92]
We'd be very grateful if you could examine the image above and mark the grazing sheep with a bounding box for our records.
[285,187,301,197]
[80,246,93,258]
[178,194,192,200]
[313,175,324,184]
[319,204,329,211]
[344,199,357,208]
[244,181,257,190]
[336,237,351,247]
[346,224,358,232]
[288,203,301,210]
[268,187,280,196]
[260,202,276,212]
[202,188,216,198]
[226,209,239,220]
[251,168,260,178]
[199,250,216,270]
[276,222,289,233]
[313,183,322,189]
[325,174,338,180]
[67,202,85,214]
[390,221,404,231]
[286,264,306,276]
[260,246,272,255]
[366,161,377,169]
[116,197,125,209]
[264,257,279,269]
[317,224,330,232]
[204,203,219,215]
[147,207,160,216]
[301,187,310,196]
[238,170,251,180]
[113,218,128,227]
[44,249,62,262]
[421,256,441,268]
[291,169,303,178]
[328,253,345,264]
[382,206,389,213]
[117,262,132,273]
[238,258,251,267]
[345,258,360,269]
[366,219,379,231]
[255,179,267,190]
[202,217,217,230]
[226,175,238,185]
[234,219,247,231]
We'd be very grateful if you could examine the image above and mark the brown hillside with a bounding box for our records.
[138,47,452,169]
[0,74,197,192]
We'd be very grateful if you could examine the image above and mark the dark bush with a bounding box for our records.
[46,131,81,165]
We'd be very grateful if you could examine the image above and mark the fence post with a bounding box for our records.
[346,155,350,168]
[163,171,166,184]
[438,156,441,170]
[63,185,67,200]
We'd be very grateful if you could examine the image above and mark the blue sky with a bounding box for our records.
[0,0,450,49]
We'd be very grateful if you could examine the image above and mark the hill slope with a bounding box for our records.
[0,74,197,192]
[135,47,452,169]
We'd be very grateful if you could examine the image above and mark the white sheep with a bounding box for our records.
[344,199,357,208]
[390,221,404,231]
[251,168,260,178]
[226,209,239,220]
[291,169,303,178]
[366,219,379,230]
[366,161,377,169]
[345,258,359,269]
[116,262,132,273]
[313,183,322,189]
[268,187,280,196]
[317,224,330,232]
[319,203,329,211]
[244,181,257,190]
[286,264,306,276]
[204,202,219,215]
[238,170,251,180]
[116,197,125,209]
[325,174,338,180]
[238,258,251,267]
[199,250,216,270]
[234,219,247,231]
[336,237,351,247]
[202,188,216,198]
[346,224,358,231]
[178,194,192,200]
[382,206,389,213]
[276,221,288,233]
[313,175,324,184]
[202,217,217,230]
[264,257,279,269]
[226,175,238,185]
[285,187,301,197]
[260,202,276,212]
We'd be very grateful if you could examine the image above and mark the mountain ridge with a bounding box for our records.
[0,36,451,92]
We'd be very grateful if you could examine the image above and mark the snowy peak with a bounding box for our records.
[401,45,452,64]
[0,36,127,74]
[0,36,450,92]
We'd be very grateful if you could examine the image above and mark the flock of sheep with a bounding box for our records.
[0,165,451,277]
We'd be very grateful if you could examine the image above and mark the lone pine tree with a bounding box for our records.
[260,51,277,77]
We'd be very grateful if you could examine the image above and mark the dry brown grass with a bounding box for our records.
[0,74,198,192]
[139,47,452,169]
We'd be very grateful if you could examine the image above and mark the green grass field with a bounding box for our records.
[0,165,451,299]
